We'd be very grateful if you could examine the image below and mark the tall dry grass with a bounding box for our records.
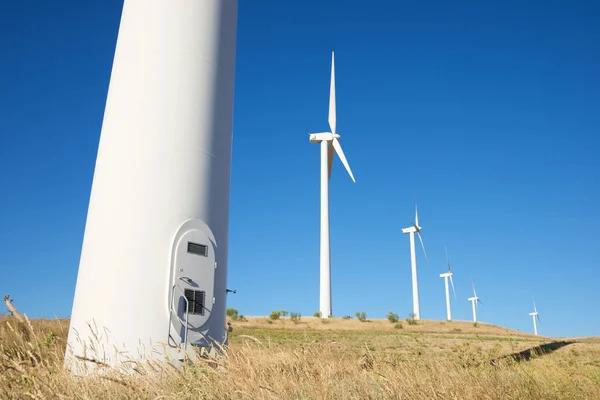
[1,303,599,399]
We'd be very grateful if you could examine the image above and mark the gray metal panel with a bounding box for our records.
[169,218,216,346]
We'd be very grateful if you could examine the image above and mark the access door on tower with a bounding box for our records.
[170,223,216,339]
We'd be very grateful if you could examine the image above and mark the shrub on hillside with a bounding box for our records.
[226,307,239,320]
[406,312,418,325]
[270,311,281,320]
[270,310,288,320]
[355,312,367,322]
[387,311,399,323]
[290,312,301,324]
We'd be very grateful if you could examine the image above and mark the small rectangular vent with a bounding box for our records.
[184,289,205,315]
[187,242,208,257]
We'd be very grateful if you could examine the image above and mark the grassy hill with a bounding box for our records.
[1,311,599,399]
[234,315,540,337]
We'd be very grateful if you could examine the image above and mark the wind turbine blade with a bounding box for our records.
[533,298,537,313]
[415,204,419,227]
[472,281,477,298]
[417,231,428,262]
[331,137,355,182]
[445,246,450,271]
[477,298,483,306]
[537,314,541,324]
[328,51,336,134]
[327,142,334,179]
[450,275,456,299]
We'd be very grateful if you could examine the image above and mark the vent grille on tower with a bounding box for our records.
[187,242,208,257]
[184,289,206,315]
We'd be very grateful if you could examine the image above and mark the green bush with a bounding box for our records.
[387,311,399,323]
[355,311,367,322]
[270,311,281,320]
[270,310,288,320]
[342,315,352,319]
[406,312,418,325]
[290,312,301,324]
[394,322,403,329]
[313,311,322,318]
[226,307,239,320]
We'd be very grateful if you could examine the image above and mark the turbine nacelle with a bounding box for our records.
[309,132,340,143]
[402,225,421,234]
[439,272,453,278]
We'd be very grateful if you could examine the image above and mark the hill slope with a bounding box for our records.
[231,316,540,339]
[1,315,599,399]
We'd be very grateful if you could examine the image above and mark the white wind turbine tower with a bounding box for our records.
[64,0,238,374]
[529,299,541,335]
[309,51,356,318]
[468,280,483,323]
[439,246,456,321]
[401,205,428,320]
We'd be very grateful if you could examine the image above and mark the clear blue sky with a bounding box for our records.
[0,1,598,338]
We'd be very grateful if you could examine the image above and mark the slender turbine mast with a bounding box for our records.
[309,52,356,318]
[439,246,456,321]
[468,281,483,323]
[65,0,238,374]
[401,205,428,320]
[529,299,541,336]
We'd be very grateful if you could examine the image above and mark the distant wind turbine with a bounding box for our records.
[529,299,541,336]
[439,246,456,321]
[468,280,483,323]
[402,204,428,320]
[309,51,356,318]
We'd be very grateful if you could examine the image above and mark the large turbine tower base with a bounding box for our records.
[64,0,238,375]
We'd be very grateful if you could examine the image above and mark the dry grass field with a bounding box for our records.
[1,306,600,399]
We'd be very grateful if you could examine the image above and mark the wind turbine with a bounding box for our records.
[468,280,483,323]
[529,299,541,335]
[401,205,428,320]
[439,246,456,321]
[308,51,355,318]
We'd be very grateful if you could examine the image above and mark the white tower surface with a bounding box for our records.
[65,0,238,374]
